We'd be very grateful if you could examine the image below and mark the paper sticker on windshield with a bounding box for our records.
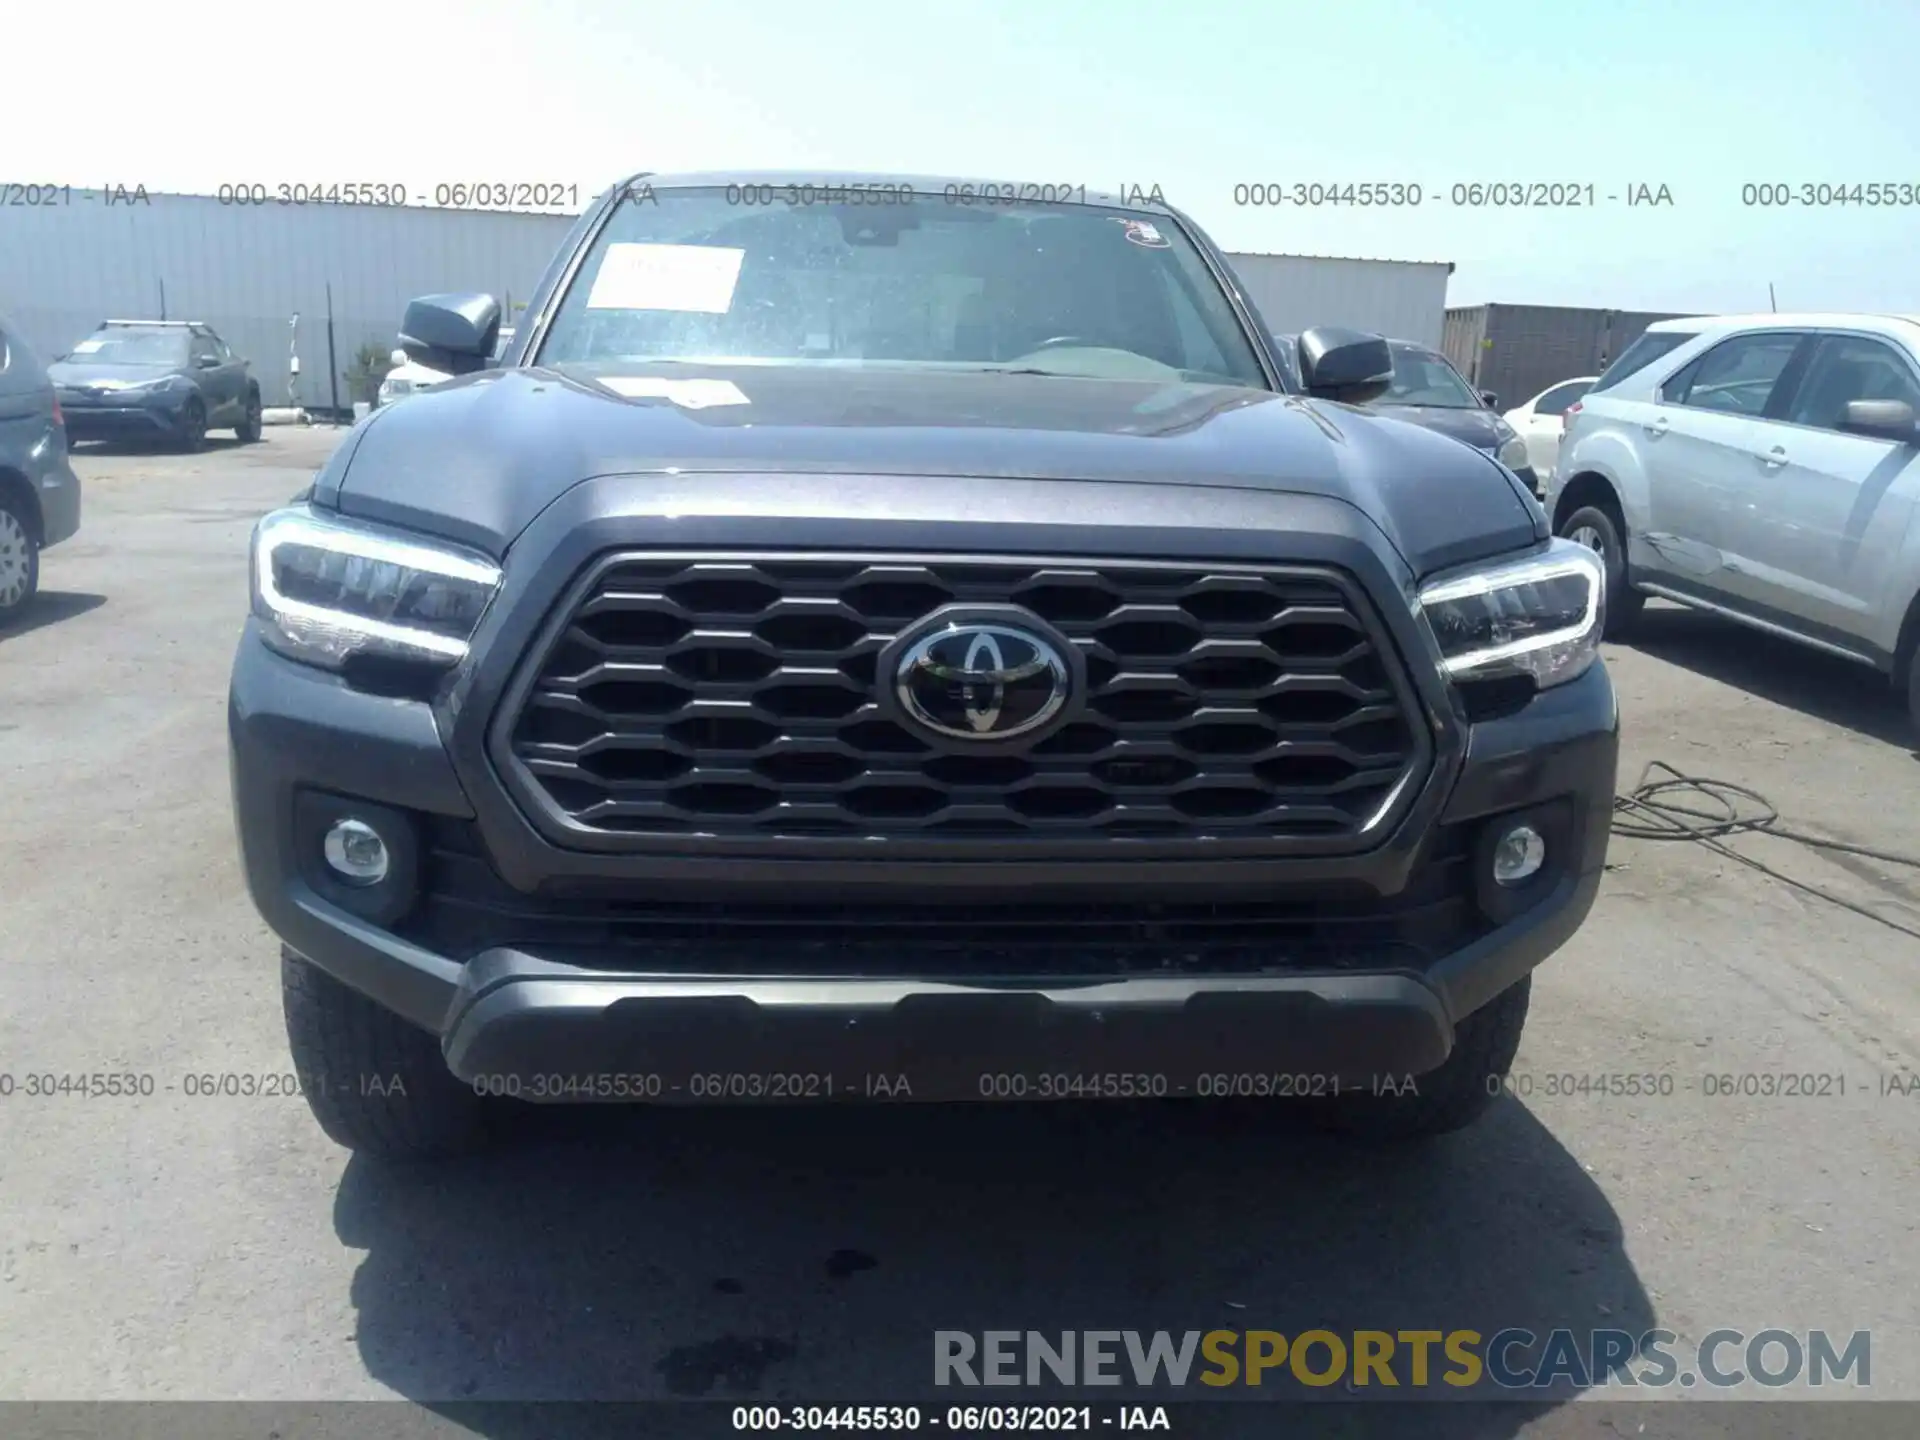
[1112,218,1170,248]
[585,243,745,313]
[71,338,105,353]
[597,376,750,409]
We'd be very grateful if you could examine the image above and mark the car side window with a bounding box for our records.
[1658,355,1701,402]
[191,335,219,367]
[1665,332,1803,416]
[1533,380,1590,416]
[1781,335,1920,432]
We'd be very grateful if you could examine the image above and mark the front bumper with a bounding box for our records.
[59,397,190,440]
[230,625,1618,1101]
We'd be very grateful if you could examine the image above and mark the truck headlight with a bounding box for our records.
[1417,538,1604,689]
[1496,434,1530,470]
[250,505,501,669]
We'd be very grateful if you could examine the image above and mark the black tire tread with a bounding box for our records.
[280,946,488,1159]
[179,399,207,453]
[1560,502,1643,638]
[1307,975,1532,1140]
[236,391,263,443]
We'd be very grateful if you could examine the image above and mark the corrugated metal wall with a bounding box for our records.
[1442,304,1696,408]
[0,194,575,409]
[0,199,1455,403]
[1440,306,1488,378]
[1224,254,1453,348]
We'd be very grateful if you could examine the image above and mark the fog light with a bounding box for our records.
[1491,823,1546,886]
[322,818,389,886]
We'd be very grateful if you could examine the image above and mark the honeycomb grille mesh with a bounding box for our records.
[503,556,1425,844]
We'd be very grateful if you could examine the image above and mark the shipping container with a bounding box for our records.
[1442,304,1699,412]
[1225,253,1454,349]
[0,192,577,411]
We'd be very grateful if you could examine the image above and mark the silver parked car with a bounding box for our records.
[0,314,83,622]
[1547,312,1920,726]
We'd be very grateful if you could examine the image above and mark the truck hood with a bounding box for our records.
[321,362,1542,574]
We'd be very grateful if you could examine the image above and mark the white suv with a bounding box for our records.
[375,326,515,408]
[1546,312,1920,726]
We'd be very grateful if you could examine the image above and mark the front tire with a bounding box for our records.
[1558,503,1642,638]
[1305,975,1532,1140]
[236,389,263,443]
[176,397,208,453]
[280,946,489,1159]
[1905,652,1920,742]
[0,493,40,624]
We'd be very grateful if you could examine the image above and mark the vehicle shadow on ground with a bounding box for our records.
[334,1097,1649,1437]
[70,436,253,456]
[1623,604,1915,751]
[0,591,106,641]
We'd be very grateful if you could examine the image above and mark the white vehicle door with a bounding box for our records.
[1717,331,1920,641]
[1507,379,1592,479]
[1639,331,1807,584]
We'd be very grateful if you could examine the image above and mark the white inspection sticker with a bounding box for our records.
[585,243,745,313]
[596,375,750,409]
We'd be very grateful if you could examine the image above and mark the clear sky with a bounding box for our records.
[14,0,1919,312]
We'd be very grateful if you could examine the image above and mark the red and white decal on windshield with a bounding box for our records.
[1112,218,1170,248]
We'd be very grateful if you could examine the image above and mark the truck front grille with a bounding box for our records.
[500,554,1428,850]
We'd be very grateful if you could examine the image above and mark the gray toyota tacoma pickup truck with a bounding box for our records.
[228,172,1617,1158]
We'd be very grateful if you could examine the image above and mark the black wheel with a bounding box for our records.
[236,389,263,443]
[280,946,489,1159]
[0,493,40,624]
[1906,652,1920,741]
[1558,502,1642,638]
[177,397,208,453]
[1305,975,1532,1140]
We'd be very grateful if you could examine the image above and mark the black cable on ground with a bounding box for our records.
[1611,759,1920,940]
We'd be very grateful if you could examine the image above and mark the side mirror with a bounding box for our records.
[1480,390,1500,409]
[398,293,501,375]
[1297,327,1393,405]
[1839,399,1920,444]
[195,353,221,369]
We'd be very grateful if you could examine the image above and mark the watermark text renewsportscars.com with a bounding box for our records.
[935,1328,1870,1391]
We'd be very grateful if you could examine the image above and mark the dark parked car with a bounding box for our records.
[50,320,262,451]
[0,313,82,622]
[229,171,1617,1158]
[1277,334,1543,497]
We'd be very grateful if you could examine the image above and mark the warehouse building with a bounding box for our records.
[1225,252,1454,350]
[1442,303,1698,411]
[3,193,572,412]
[1,192,1452,408]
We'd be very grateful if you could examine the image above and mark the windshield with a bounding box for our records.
[536,187,1269,387]
[62,330,189,366]
[1380,346,1481,407]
